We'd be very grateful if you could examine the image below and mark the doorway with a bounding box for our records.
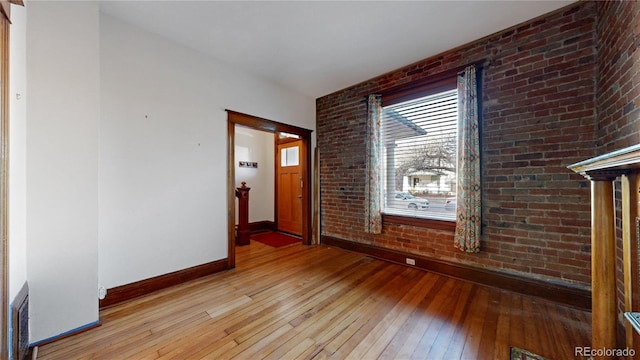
[226,110,312,269]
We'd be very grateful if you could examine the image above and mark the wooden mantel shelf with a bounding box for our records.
[569,144,640,358]
[569,143,640,175]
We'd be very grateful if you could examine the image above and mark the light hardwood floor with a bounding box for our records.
[36,240,591,360]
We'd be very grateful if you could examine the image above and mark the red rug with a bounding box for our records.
[251,231,301,248]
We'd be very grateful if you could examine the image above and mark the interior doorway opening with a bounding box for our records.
[226,110,313,269]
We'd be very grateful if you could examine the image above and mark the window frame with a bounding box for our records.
[379,71,460,231]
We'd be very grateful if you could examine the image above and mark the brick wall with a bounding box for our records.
[317,2,597,288]
[596,1,640,152]
[595,0,640,340]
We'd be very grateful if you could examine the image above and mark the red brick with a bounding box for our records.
[317,2,598,290]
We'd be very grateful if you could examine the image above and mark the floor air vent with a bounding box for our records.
[12,283,29,360]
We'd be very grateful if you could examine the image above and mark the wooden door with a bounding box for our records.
[277,140,303,236]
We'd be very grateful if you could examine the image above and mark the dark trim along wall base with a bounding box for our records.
[322,235,591,311]
[245,220,277,234]
[99,258,229,309]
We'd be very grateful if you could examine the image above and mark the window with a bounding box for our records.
[366,66,479,247]
[380,86,458,221]
[281,146,299,167]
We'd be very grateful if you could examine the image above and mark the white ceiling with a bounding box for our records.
[99,0,575,99]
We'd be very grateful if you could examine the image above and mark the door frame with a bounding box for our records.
[226,110,313,269]
[0,3,9,359]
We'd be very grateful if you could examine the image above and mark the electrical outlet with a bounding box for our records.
[406,258,416,266]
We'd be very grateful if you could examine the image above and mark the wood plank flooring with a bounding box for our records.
[35,241,591,360]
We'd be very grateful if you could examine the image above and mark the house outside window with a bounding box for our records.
[380,87,458,221]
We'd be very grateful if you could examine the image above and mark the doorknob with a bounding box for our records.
[298,195,302,199]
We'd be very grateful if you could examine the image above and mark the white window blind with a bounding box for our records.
[380,88,458,220]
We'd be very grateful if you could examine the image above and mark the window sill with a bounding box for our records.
[382,213,456,232]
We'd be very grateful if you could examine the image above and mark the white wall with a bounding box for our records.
[98,14,314,290]
[235,126,275,224]
[26,1,101,343]
[18,2,314,343]
[9,3,27,304]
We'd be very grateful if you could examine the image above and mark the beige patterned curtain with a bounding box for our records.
[364,95,382,234]
[454,65,481,252]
